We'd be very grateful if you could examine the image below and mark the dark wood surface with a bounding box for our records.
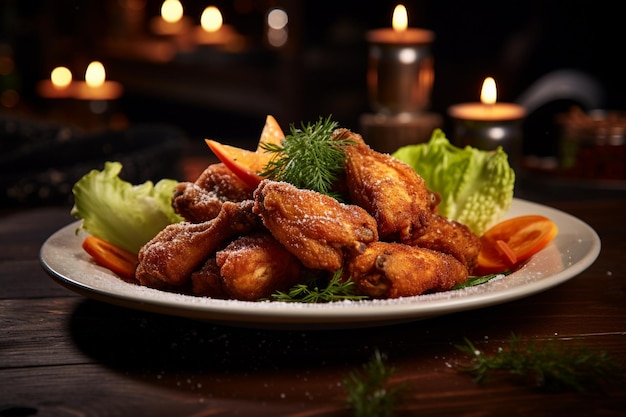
[1,199,625,417]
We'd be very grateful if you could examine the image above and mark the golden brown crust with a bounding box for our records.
[216,233,302,301]
[190,257,229,298]
[252,179,378,271]
[136,201,259,288]
[173,163,253,223]
[343,241,469,299]
[404,212,482,273]
[340,129,436,241]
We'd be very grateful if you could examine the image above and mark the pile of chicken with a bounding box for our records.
[135,129,482,301]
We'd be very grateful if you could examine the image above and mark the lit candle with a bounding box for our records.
[194,6,237,46]
[448,77,526,121]
[149,0,191,36]
[448,77,526,168]
[36,66,75,99]
[366,4,435,114]
[74,61,123,101]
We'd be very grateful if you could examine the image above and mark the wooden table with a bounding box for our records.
[1,199,625,416]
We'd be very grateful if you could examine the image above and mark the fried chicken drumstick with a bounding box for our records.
[136,200,259,288]
[340,129,438,241]
[253,179,379,271]
[172,163,253,223]
[343,241,469,299]
[215,233,303,301]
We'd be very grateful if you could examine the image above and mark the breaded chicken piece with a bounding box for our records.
[190,257,229,298]
[404,212,482,273]
[173,163,253,223]
[253,180,379,272]
[343,241,469,299]
[216,233,303,301]
[136,200,259,289]
[340,129,437,241]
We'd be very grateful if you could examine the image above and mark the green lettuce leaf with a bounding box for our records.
[70,161,183,254]
[392,129,515,236]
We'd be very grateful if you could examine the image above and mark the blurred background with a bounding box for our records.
[1,0,625,206]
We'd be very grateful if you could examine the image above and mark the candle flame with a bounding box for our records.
[85,61,106,88]
[201,6,223,32]
[481,77,497,105]
[392,4,408,32]
[51,66,72,88]
[161,0,183,23]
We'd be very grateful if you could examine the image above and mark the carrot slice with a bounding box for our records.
[82,236,138,280]
[476,215,558,274]
[496,239,518,265]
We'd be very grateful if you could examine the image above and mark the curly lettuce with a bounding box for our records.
[70,161,183,254]
[392,129,515,236]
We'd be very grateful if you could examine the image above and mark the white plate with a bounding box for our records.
[40,199,600,329]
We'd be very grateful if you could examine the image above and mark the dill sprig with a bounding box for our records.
[259,115,354,195]
[455,334,623,392]
[269,269,368,303]
[344,350,408,417]
[452,271,512,289]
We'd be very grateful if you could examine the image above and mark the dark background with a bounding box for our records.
[1,0,625,205]
[4,0,625,132]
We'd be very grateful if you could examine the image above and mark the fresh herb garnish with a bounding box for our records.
[259,115,354,195]
[455,334,623,392]
[344,350,408,417]
[269,269,368,303]
[452,271,512,289]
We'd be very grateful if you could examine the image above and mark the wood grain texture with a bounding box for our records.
[1,201,625,416]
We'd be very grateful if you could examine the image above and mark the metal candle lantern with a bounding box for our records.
[359,5,441,154]
[366,27,435,114]
[448,78,526,170]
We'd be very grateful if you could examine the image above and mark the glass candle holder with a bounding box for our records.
[366,28,435,114]
[448,102,526,170]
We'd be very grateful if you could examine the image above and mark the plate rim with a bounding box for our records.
[39,198,601,329]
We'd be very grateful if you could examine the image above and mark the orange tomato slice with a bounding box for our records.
[256,114,285,152]
[205,115,286,189]
[204,139,265,189]
[82,236,138,280]
[476,215,558,274]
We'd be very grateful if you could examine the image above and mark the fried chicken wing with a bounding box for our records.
[404,212,482,273]
[136,200,259,288]
[340,129,437,241]
[173,163,253,223]
[253,179,378,271]
[343,241,469,299]
[216,233,303,301]
[190,257,229,298]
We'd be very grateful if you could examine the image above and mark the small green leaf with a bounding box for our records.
[269,269,368,303]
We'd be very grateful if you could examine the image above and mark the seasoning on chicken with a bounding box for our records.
[173,163,253,223]
[343,241,469,299]
[215,233,303,301]
[135,200,259,289]
[404,212,481,273]
[252,179,379,272]
[341,129,437,241]
[190,257,229,298]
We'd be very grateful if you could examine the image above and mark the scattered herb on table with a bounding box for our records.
[344,350,408,417]
[269,269,368,303]
[455,334,623,392]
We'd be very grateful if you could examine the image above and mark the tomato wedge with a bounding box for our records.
[205,139,265,189]
[255,114,285,152]
[82,236,138,280]
[476,215,558,274]
[205,115,286,189]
